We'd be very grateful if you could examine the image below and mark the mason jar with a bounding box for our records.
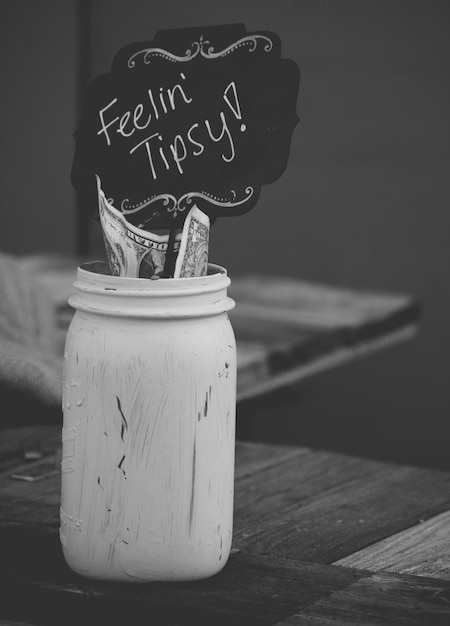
[60,261,236,581]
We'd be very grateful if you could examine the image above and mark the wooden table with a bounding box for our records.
[1,425,450,625]
[229,275,419,402]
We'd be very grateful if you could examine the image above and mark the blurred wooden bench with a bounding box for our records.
[23,254,420,403]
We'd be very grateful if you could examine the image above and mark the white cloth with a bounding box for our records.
[0,252,71,407]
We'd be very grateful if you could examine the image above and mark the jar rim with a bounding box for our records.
[70,261,234,318]
[80,260,226,281]
[76,261,230,294]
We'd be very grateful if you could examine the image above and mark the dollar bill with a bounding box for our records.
[96,176,182,279]
[174,206,210,279]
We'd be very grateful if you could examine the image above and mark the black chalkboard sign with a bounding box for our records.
[72,23,300,229]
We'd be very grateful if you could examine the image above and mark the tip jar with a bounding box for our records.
[60,261,236,582]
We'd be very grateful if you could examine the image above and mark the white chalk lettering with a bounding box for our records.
[205,111,235,163]
[133,103,151,130]
[159,143,171,171]
[106,75,245,180]
[129,132,161,180]
[159,87,168,114]
[97,98,120,146]
[117,110,135,138]
[130,108,238,180]
[170,135,188,174]
[187,123,205,156]
[148,88,159,120]
[223,81,242,120]
[168,73,193,109]
[97,73,193,148]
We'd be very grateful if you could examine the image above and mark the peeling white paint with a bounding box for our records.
[61,264,236,581]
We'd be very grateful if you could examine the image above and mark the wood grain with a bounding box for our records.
[0,427,61,530]
[0,539,362,626]
[2,432,450,624]
[0,425,61,473]
[236,324,417,401]
[230,275,420,400]
[235,440,306,480]
[275,571,450,625]
[233,447,450,564]
[229,275,418,329]
[3,435,450,570]
[334,510,450,581]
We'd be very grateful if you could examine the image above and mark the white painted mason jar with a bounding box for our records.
[60,261,237,582]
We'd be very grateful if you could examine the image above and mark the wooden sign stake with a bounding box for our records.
[162,227,178,278]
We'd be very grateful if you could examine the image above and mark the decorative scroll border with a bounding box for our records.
[128,34,273,68]
[120,187,254,219]
[123,33,267,219]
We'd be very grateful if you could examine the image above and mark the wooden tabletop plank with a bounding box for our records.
[0,426,61,530]
[233,448,450,564]
[0,536,362,626]
[229,276,418,329]
[274,571,450,625]
[230,275,420,401]
[236,324,417,401]
[0,425,61,473]
[334,510,450,581]
[2,429,450,624]
[235,440,305,480]
[0,438,303,532]
[3,432,450,570]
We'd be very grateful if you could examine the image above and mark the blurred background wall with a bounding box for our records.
[1,0,449,468]
[0,0,77,255]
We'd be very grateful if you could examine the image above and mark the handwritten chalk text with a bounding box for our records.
[96,74,245,181]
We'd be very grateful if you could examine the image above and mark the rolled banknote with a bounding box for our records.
[97,176,182,279]
[174,206,210,279]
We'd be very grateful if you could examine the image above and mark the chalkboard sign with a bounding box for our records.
[72,23,300,229]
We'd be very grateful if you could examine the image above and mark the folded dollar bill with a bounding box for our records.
[97,177,182,279]
[174,206,210,279]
